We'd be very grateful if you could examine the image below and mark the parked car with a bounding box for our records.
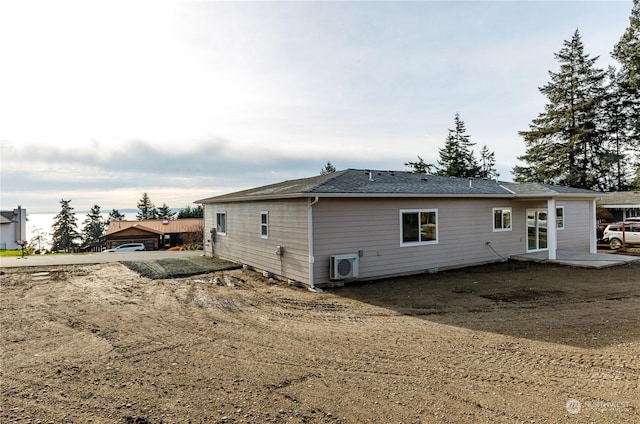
[596,224,609,246]
[602,223,640,249]
[105,243,146,252]
[624,216,640,222]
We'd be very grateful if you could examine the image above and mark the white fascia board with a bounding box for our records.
[203,193,517,203]
[599,204,640,208]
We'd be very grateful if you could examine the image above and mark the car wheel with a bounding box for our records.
[610,238,623,249]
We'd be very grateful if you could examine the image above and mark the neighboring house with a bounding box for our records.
[196,169,599,288]
[597,191,640,222]
[0,206,27,250]
[105,218,203,250]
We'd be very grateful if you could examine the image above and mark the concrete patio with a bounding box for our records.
[510,249,640,269]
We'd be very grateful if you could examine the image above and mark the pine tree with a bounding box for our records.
[514,30,607,190]
[51,199,80,252]
[107,209,125,224]
[136,192,157,220]
[320,161,337,175]
[436,113,480,178]
[405,156,434,174]
[156,203,176,220]
[82,205,106,246]
[478,145,499,179]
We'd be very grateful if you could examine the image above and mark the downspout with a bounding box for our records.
[308,196,320,291]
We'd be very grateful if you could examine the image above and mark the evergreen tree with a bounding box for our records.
[612,0,640,93]
[436,113,480,178]
[514,30,607,190]
[107,209,125,224]
[632,166,640,190]
[610,0,640,187]
[82,205,106,246]
[602,66,632,191]
[177,205,204,219]
[320,161,337,175]
[478,145,499,179]
[405,156,434,174]
[51,199,80,252]
[156,203,176,220]
[136,192,157,220]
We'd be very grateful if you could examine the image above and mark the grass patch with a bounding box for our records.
[0,250,28,257]
[121,256,241,279]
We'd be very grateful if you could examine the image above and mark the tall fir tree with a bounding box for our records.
[514,30,607,190]
[436,113,480,178]
[610,0,640,188]
[602,66,632,190]
[82,205,106,246]
[156,203,176,220]
[51,199,80,252]
[612,0,640,93]
[136,192,157,220]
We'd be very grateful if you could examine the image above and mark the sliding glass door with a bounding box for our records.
[527,209,548,251]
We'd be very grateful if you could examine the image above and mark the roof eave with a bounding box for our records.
[199,192,517,203]
[513,193,600,200]
[599,203,640,208]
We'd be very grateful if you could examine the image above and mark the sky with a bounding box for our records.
[0,0,634,213]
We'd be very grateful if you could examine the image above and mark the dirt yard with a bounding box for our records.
[1,260,639,423]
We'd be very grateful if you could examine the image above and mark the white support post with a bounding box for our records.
[547,199,557,260]
[589,199,597,254]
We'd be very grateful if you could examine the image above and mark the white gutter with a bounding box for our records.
[308,196,320,291]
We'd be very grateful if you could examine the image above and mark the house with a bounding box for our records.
[597,191,640,222]
[196,169,600,288]
[0,206,27,250]
[105,218,203,250]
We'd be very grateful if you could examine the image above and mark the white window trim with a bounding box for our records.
[216,211,227,235]
[260,211,269,239]
[399,209,438,247]
[556,206,564,230]
[493,207,512,232]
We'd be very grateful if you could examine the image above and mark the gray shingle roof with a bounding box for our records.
[501,182,600,196]
[197,169,601,203]
[312,169,509,195]
[597,191,640,206]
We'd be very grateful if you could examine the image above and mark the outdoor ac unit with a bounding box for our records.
[330,254,359,280]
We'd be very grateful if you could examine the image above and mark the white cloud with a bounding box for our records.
[0,0,634,211]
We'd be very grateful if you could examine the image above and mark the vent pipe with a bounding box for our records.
[468,178,473,188]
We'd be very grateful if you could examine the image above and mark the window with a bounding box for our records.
[216,212,226,235]
[260,211,269,238]
[493,208,512,231]
[400,209,437,246]
[556,207,564,229]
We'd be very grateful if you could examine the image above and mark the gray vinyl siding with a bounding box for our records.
[202,196,594,287]
[557,200,591,250]
[204,199,310,283]
[311,198,526,285]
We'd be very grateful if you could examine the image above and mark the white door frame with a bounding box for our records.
[526,199,558,259]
